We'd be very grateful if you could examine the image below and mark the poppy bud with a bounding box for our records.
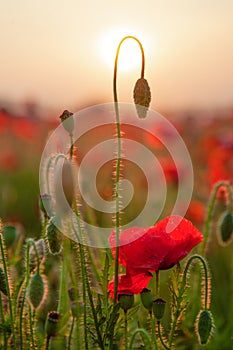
[29,239,45,272]
[0,267,7,295]
[39,194,52,218]
[45,311,60,337]
[218,211,233,245]
[140,288,153,312]
[118,293,134,313]
[2,225,17,248]
[46,217,63,255]
[133,78,151,119]
[152,298,166,321]
[196,309,214,345]
[28,273,44,309]
[59,110,74,135]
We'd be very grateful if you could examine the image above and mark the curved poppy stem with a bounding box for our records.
[201,180,233,255]
[129,328,152,349]
[113,36,146,304]
[182,254,209,310]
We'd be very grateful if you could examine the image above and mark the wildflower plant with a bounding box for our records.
[0,36,232,350]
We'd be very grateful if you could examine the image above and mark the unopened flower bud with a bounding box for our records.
[0,267,7,295]
[2,225,17,248]
[59,110,74,135]
[133,78,151,119]
[140,288,153,312]
[28,273,45,309]
[45,311,60,337]
[152,298,166,321]
[218,211,233,246]
[39,194,53,218]
[118,293,134,313]
[196,309,214,345]
[46,217,63,255]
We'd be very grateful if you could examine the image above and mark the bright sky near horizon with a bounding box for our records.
[1,1,233,113]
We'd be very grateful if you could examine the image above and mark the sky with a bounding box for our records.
[1,0,233,114]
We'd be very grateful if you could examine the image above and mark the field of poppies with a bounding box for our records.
[0,103,232,350]
[0,36,233,350]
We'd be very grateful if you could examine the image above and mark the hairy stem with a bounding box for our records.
[0,234,16,349]
[202,180,233,254]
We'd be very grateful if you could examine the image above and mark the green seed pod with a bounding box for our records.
[46,218,63,255]
[59,110,74,135]
[29,239,45,272]
[133,78,151,119]
[152,298,166,321]
[118,293,134,313]
[140,288,153,312]
[39,194,53,218]
[218,211,233,245]
[0,267,7,296]
[196,309,214,345]
[45,311,60,337]
[2,225,17,247]
[28,273,44,309]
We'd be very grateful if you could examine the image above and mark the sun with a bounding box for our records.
[101,29,145,71]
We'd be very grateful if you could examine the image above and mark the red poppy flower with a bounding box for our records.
[108,215,203,297]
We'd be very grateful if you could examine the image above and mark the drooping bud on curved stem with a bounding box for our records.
[202,180,233,255]
[112,36,150,306]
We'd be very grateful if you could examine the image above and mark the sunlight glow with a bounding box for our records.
[101,29,146,71]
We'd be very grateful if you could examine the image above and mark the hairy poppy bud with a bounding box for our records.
[196,309,214,345]
[46,217,63,255]
[39,194,52,218]
[59,110,74,135]
[140,288,153,312]
[0,267,7,295]
[133,78,151,119]
[28,273,44,309]
[152,298,166,321]
[2,225,17,248]
[118,293,134,312]
[46,311,60,337]
[218,211,233,246]
[29,239,45,272]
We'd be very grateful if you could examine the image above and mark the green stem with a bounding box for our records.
[150,312,158,350]
[79,243,88,350]
[124,311,128,350]
[73,209,104,349]
[29,305,36,349]
[158,322,169,350]
[113,35,146,305]
[129,328,152,350]
[202,180,233,255]
[0,235,16,349]
[0,294,7,349]
[68,316,75,350]
[155,271,160,298]
[45,335,50,350]
[69,133,74,159]
[19,239,40,349]
[182,254,209,310]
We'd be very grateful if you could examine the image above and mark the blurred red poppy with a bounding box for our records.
[108,215,203,297]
